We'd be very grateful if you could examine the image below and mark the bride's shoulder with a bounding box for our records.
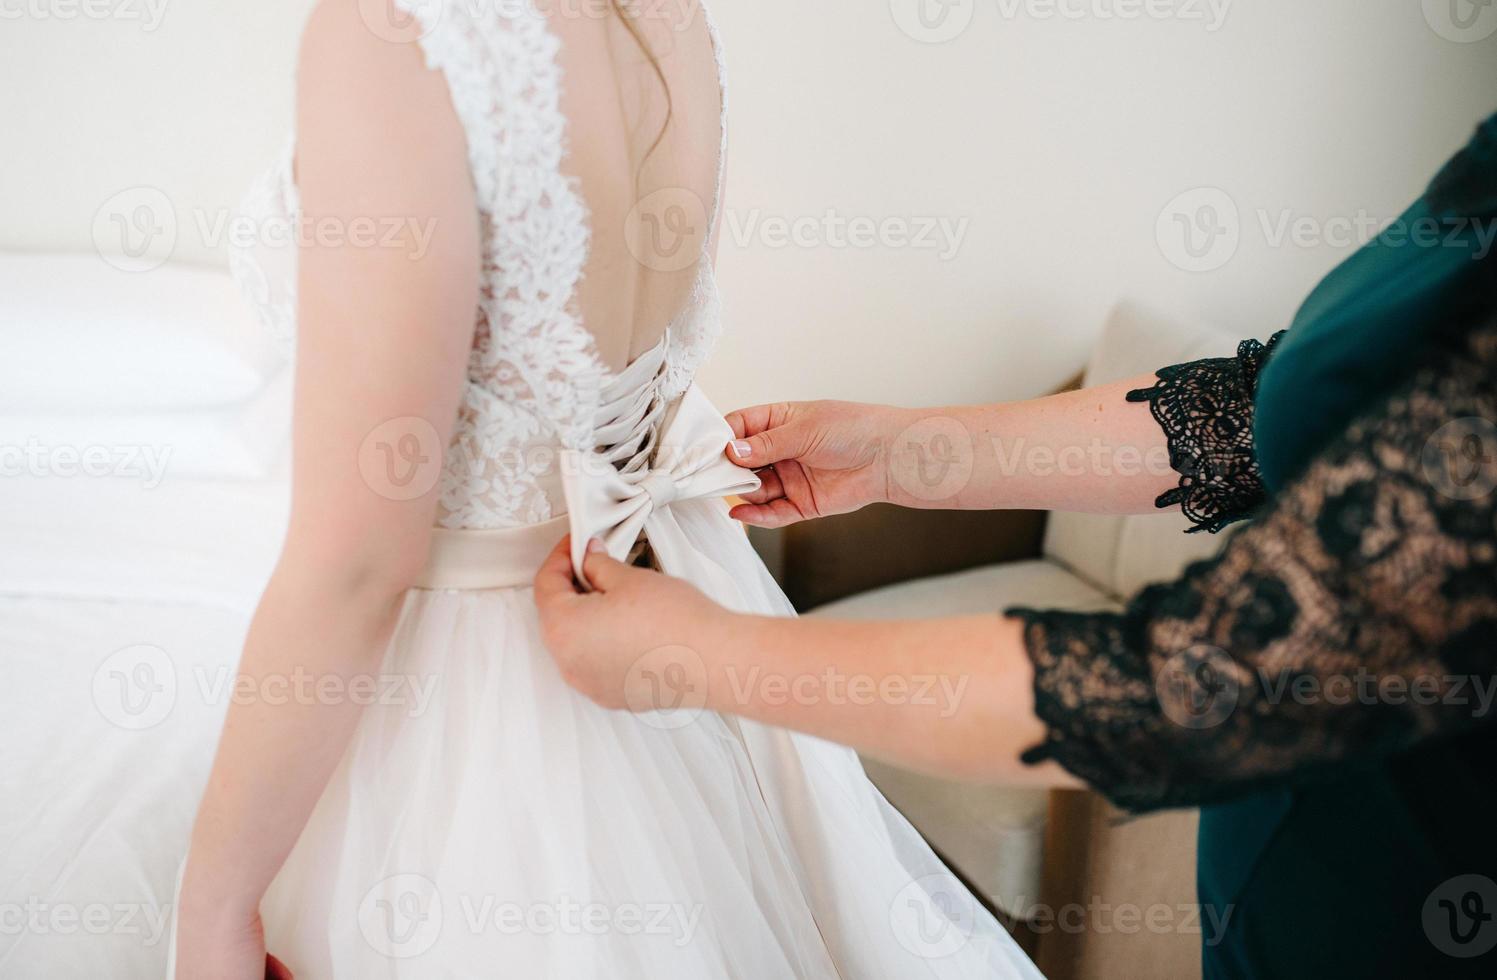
[292,1,467,169]
[287,1,474,263]
[295,0,434,95]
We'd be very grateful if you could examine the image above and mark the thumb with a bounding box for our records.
[728,420,813,468]
[580,539,640,593]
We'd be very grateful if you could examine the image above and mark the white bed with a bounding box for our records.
[0,255,291,978]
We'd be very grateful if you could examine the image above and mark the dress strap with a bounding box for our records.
[699,0,729,239]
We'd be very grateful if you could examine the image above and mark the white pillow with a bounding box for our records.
[0,370,291,482]
[0,253,282,412]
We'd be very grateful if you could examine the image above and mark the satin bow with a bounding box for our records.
[560,384,761,590]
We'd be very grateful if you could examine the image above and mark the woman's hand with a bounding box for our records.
[726,376,1188,522]
[533,538,733,711]
[723,401,911,527]
[532,537,1070,787]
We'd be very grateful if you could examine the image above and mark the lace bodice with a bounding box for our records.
[230,0,730,530]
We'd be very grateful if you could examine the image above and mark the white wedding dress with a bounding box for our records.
[201,2,1046,977]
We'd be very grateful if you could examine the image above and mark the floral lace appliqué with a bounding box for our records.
[1126,331,1285,534]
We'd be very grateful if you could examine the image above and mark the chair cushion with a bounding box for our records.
[810,558,1118,917]
[1043,300,1240,598]
[811,558,1116,621]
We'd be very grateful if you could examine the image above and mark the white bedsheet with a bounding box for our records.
[1,594,249,978]
[0,248,298,975]
[0,474,288,613]
[0,467,290,977]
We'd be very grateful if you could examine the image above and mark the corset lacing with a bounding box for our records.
[589,332,673,566]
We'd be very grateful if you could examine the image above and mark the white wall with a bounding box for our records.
[0,1,314,263]
[701,0,1497,408]
[3,0,1494,409]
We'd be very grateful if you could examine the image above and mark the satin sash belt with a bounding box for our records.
[412,515,570,591]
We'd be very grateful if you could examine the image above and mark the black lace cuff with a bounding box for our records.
[1126,331,1285,533]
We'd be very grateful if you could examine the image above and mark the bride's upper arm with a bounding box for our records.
[278,1,479,597]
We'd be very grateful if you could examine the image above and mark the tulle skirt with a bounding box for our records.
[251,501,1042,979]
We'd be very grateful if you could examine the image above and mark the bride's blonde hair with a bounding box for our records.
[609,0,673,165]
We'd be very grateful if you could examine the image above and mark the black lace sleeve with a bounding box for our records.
[1127,331,1285,533]
[1011,321,1497,813]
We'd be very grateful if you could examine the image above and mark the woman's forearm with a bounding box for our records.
[698,610,1080,789]
[888,374,1178,514]
[182,556,411,913]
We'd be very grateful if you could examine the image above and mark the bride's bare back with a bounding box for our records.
[551,2,725,369]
